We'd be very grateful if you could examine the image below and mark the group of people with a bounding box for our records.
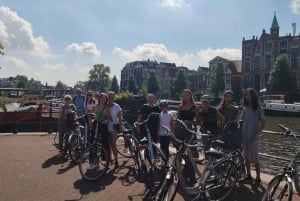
[58,88,122,169]
[136,88,265,187]
[58,87,265,187]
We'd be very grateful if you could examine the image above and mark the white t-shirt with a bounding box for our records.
[108,103,122,132]
[159,111,172,136]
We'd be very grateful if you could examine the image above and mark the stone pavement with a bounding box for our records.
[0,133,300,201]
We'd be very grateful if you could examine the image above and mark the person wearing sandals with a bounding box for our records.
[239,88,266,188]
[107,91,123,168]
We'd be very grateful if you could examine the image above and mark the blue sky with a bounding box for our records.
[1,0,300,86]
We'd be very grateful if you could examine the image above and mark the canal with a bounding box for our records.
[260,116,300,175]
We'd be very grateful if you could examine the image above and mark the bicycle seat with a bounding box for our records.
[139,137,148,145]
[205,148,224,159]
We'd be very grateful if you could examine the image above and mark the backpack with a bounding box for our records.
[221,121,243,149]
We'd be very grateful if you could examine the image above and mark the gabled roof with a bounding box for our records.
[208,56,230,64]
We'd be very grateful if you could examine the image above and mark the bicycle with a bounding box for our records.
[155,119,238,201]
[134,112,168,193]
[261,124,300,201]
[78,119,109,181]
[68,113,93,164]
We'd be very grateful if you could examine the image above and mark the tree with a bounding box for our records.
[173,70,187,97]
[128,75,137,94]
[147,72,159,94]
[0,41,4,55]
[268,54,297,93]
[110,75,120,93]
[86,64,111,92]
[16,75,29,89]
[210,62,225,97]
[56,81,67,89]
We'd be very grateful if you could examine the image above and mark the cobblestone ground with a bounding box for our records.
[0,134,300,201]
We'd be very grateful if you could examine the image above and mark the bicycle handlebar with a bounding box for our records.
[262,124,300,141]
[134,112,160,127]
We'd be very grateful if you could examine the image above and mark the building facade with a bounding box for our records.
[242,14,300,92]
[208,56,242,100]
[120,60,210,99]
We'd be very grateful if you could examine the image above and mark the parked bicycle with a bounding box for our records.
[68,113,93,164]
[261,124,300,201]
[78,118,109,181]
[155,119,238,201]
[134,112,168,193]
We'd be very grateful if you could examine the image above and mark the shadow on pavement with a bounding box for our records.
[42,153,68,168]
[73,169,117,196]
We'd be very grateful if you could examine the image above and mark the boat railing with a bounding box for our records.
[0,103,60,134]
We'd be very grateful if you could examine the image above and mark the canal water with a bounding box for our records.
[260,116,300,175]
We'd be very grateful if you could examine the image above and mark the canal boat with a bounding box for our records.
[261,94,300,117]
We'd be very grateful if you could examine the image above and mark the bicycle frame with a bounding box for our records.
[262,124,300,197]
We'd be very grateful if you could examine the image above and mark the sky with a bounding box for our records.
[1,0,300,87]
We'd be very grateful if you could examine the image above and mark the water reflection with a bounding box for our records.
[260,116,300,175]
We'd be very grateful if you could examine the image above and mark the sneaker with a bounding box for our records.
[254,177,262,188]
[239,175,253,183]
[88,163,96,170]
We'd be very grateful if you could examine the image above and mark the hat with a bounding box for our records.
[201,95,210,102]
[159,99,168,107]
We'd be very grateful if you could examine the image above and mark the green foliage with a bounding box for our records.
[110,75,119,93]
[128,75,137,94]
[86,64,111,92]
[140,84,148,97]
[55,81,67,89]
[268,54,297,93]
[210,62,225,97]
[115,91,133,107]
[173,70,187,97]
[147,72,159,94]
[0,41,4,55]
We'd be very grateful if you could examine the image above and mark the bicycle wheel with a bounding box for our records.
[116,134,134,158]
[155,168,179,201]
[79,144,109,181]
[202,159,238,201]
[152,144,167,172]
[261,175,292,201]
[293,151,300,195]
[68,132,83,164]
[225,149,245,179]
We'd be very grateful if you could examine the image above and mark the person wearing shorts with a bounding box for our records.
[239,88,266,188]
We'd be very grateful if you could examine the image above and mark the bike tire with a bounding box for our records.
[293,152,300,195]
[68,132,83,164]
[116,134,138,158]
[202,159,238,201]
[155,169,179,201]
[153,145,167,172]
[261,175,293,201]
[79,144,109,181]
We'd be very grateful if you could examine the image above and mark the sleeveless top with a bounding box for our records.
[94,109,106,121]
[178,105,196,121]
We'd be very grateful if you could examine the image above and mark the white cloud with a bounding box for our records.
[66,42,101,57]
[113,43,241,69]
[0,55,29,70]
[42,63,67,71]
[196,48,242,65]
[290,0,300,14]
[0,6,54,58]
[161,0,188,8]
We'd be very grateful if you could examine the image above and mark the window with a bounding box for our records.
[291,53,299,68]
[265,55,272,69]
[280,41,287,53]
[254,56,260,70]
[244,58,250,72]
